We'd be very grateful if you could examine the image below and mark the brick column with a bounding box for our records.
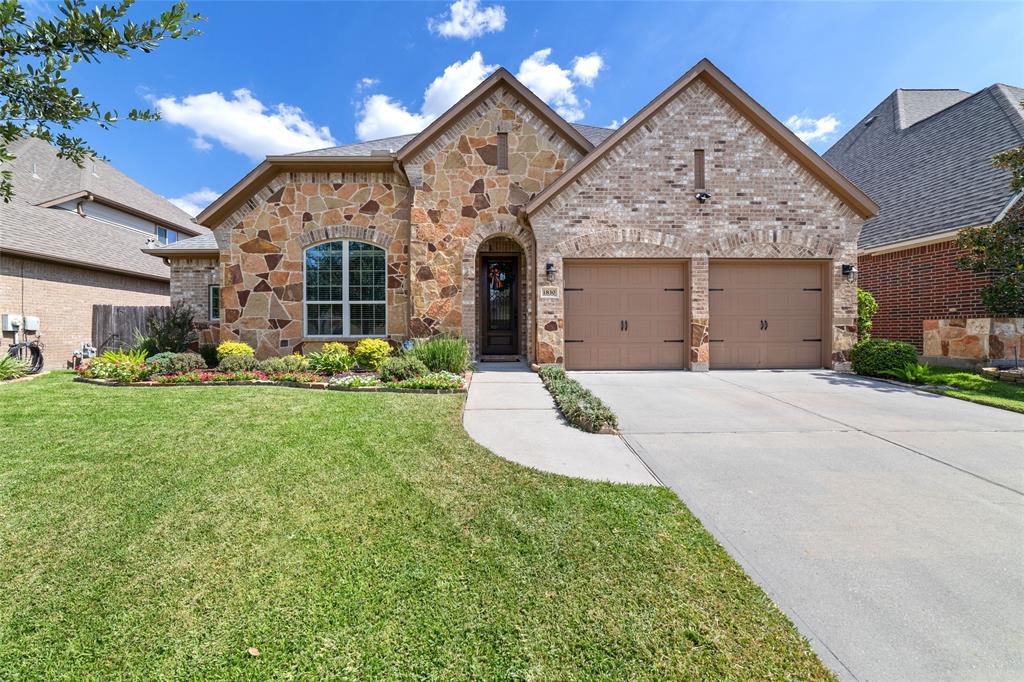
[689,254,709,371]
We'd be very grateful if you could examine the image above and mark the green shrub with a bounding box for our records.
[407,335,471,373]
[880,362,932,384]
[218,353,260,372]
[537,366,618,433]
[379,355,428,382]
[216,341,255,361]
[0,354,30,381]
[140,302,197,353]
[198,344,219,368]
[81,349,153,383]
[146,351,177,372]
[147,351,206,374]
[386,371,464,390]
[857,288,879,340]
[307,343,355,374]
[353,338,392,370]
[259,354,309,374]
[850,338,918,378]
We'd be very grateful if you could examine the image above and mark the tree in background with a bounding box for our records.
[0,0,202,201]
[957,125,1024,317]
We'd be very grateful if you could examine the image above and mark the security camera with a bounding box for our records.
[695,191,712,203]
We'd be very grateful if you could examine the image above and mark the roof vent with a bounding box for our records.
[864,116,877,127]
[31,162,39,179]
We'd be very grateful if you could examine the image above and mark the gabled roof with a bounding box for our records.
[0,137,211,280]
[525,58,878,219]
[824,82,1024,249]
[8,137,201,235]
[195,70,609,230]
[395,67,594,162]
[142,231,219,257]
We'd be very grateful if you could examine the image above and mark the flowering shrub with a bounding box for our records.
[353,338,391,370]
[329,374,381,388]
[216,341,255,361]
[386,371,464,390]
[156,371,266,384]
[265,372,325,383]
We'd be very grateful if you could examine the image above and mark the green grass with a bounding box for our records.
[923,366,1024,414]
[0,373,831,680]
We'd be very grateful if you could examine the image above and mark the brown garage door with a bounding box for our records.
[564,261,688,370]
[709,261,825,369]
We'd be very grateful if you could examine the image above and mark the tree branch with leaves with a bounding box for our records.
[0,0,202,201]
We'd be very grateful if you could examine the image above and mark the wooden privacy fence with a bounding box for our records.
[92,305,171,352]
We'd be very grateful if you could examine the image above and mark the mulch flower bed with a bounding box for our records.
[73,370,471,394]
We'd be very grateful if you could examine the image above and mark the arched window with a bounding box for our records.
[304,240,386,337]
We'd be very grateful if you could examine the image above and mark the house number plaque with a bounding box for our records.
[540,286,559,299]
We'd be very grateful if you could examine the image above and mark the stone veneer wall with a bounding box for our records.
[529,78,863,369]
[403,85,584,358]
[923,318,1024,367]
[213,171,411,357]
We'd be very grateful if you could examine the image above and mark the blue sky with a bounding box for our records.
[32,0,1024,216]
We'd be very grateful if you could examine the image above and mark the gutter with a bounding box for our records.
[1,246,170,282]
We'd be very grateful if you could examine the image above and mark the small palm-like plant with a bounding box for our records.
[0,354,30,381]
[880,362,932,385]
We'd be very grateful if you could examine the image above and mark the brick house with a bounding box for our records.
[824,84,1024,351]
[148,59,877,370]
[0,138,208,368]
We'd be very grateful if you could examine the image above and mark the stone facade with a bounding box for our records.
[166,69,868,370]
[213,171,411,357]
[403,85,582,355]
[0,253,169,369]
[923,318,1024,367]
[530,80,862,368]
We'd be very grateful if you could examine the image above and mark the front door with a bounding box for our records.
[481,257,518,355]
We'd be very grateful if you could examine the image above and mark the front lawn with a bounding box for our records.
[0,374,830,680]
[924,366,1024,414]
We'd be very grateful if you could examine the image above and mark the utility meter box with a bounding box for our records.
[24,316,40,332]
[1,313,22,331]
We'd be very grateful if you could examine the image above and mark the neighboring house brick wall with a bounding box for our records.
[857,239,991,351]
[530,78,863,367]
[0,254,168,368]
[213,171,411,357]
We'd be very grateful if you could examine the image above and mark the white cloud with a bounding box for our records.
[608,117,627,130]
[785,113,841,143]
[355,52,496,140]
[354,48,606,139]
[154,89,336,160]
[356,77,379,91]
[168,187,220,217]
[572,53,604,86]
[428,0,506,39]
[516,48,589,122]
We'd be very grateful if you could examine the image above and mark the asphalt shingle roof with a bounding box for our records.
[1,138,207,279]
[287,123,615,157]
[824,84,1024,249]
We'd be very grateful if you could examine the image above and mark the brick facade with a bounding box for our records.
[857,239,991,351]
[169,256,221,345]
[0,254,169,368]
[530,79,862,368]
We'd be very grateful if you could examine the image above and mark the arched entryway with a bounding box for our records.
[461,220,535,362]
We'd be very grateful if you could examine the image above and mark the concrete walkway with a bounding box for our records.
[462,362,656,484]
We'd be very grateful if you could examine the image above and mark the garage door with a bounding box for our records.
[564,261,688,370]
[709,262,825,369]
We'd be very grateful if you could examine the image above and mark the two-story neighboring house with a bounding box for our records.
[145,59,877,371]
[0,137,208,368]
[824,84,1024,351]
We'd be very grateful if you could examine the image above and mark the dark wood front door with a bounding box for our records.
[481,256,519,355]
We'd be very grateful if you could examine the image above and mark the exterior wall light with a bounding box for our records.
[695,191,711,203]
[545,262,556,281]
[842,263,857,280]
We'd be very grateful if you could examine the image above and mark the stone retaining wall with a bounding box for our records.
[923,318,1024,367]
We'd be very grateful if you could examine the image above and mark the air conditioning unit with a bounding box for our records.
[1,313,22,332]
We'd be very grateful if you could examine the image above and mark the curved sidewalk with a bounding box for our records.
[463,362,657,485]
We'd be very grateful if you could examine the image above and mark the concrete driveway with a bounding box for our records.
[572,370,1024,682]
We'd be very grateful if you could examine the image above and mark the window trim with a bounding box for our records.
[303,240,387,339]
[209,284,220,321]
